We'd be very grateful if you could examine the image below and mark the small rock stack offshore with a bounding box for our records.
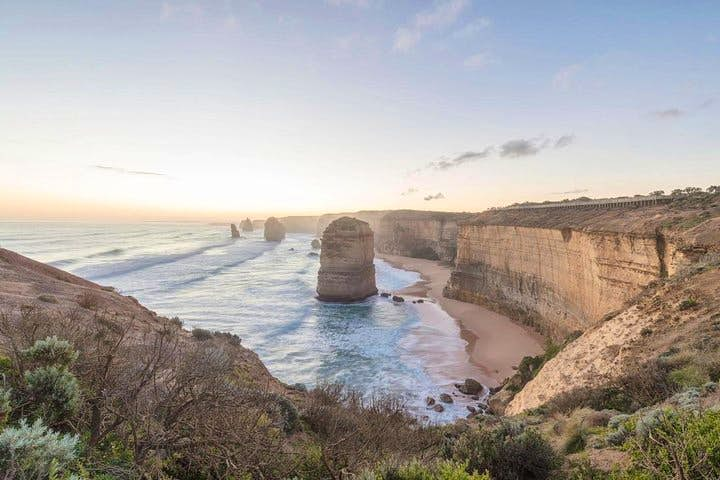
[230,223,240,238]
[240,218,253,232]
[264,217,286,241]
[317,217,377,302]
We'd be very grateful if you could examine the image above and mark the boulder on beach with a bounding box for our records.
[316,217,377,302]
[264,217,286,242]
[439,393,453,404]
[392,295,405,303]
[426,396,435,406]
[230,224,240,238]
[457,378,483,396]
[432,404,444,413]
[240,218,253,232]
[380,292,391,298]
[311,238,321,249]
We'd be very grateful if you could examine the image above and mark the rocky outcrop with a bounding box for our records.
[317,217,377,302]
[240,218,253,232]
[317,210,472,262]
[230,224,240,238]
[264,217,286,242]
[311,239,321,249]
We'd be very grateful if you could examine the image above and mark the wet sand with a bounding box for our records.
[380,254,544,387]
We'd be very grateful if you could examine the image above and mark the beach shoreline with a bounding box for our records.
[378,254,544,387]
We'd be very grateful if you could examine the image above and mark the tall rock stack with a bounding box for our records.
[240,218,253,232]
[317,217,377,302]
[264,217,286,241]
[230,224,240,238]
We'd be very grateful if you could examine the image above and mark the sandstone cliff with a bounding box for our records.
[317,217,377,302]
[443,199,720,338]
[317,210,471,262]
[264,217,286,241]
[279,215,321,233]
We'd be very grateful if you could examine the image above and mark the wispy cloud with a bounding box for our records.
[452,17,491,39]
[424,192,445,201]
[463,52,492,69]
[553,64,582,90]
[650,108,685,119]
[551,188,589,195]
[698,98,715,109]
[393,0,470,52]
[93,165,166,177]
[499,138,547,158]
[554,135,575,149]
[429,147,493,170]
[325,0,371,7]
[400,187,418,196]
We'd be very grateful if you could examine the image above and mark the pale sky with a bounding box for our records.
[1,1,719,220]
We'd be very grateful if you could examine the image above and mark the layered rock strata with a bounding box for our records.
[443,203,716,338]
[264,217,286,241]
[317,217,377,302]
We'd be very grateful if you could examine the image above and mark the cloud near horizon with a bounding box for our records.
[429,147,494,170]
[424,192,445,201]
[400,187,418,196]
[93,165,166,177]
[393,0,470,52]
[551,188,589,195]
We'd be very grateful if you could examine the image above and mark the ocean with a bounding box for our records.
[0,221,477,421]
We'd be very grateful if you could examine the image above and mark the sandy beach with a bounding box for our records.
[379,254,544,387]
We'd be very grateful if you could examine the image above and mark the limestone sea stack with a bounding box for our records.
[316,217,377,302]
[264,217,286,241]
[240,217,253,232]
[230,223,240,238]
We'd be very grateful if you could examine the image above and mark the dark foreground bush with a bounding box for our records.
[301,384,442,478]
[442,419,560,480]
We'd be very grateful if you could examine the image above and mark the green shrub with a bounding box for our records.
[0,418,79,479]
[623,408,720,479]
[668,365,708,389]
[678,298,699,311]
[24,366,80,424]
[367,460,490,480]
[0,387,10,428]
[443,420,559,480]
[22,336,78,368]
[562,424,586,454]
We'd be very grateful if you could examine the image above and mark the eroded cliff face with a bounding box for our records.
[317,210,470,262]
[444,225,681,337]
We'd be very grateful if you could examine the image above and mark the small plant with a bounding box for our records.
[562,424,586,454]
[668,365,708,389]
[0,418,79,479]
[37,294,58,304]
[678,298,699,311]
[22,336,79,368]
[77,290,101,309]
[24,366,81,424]
[368,460,490,480]
[0,387,11,428]
[191,328,214,341]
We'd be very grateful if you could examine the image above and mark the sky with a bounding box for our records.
[1,0,719,220]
